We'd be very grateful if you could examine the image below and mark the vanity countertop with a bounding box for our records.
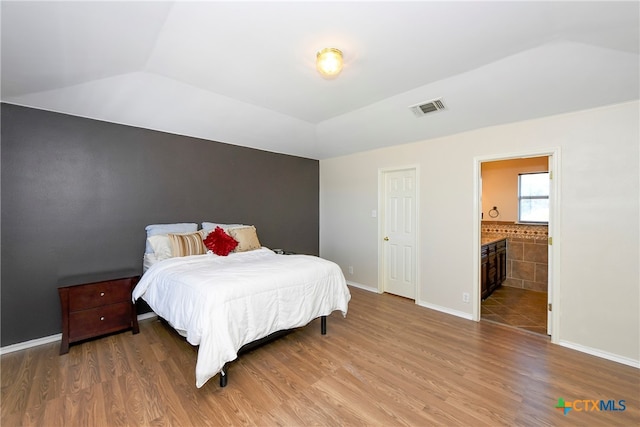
[481,234,507,246]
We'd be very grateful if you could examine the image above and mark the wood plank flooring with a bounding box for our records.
[2,286,639,426]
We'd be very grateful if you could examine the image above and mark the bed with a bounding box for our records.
[133,223,351,388]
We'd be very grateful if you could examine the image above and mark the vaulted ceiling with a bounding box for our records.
[2,1,638,159]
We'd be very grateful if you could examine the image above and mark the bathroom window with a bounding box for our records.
[518,172,549,223]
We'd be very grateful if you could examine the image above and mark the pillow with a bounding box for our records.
[201,222,245,232]
[227,226,261,252]
[142,253,160,273]
[145,223,198,254]
[147,235,172,260]
[168,230,206,257]
[203,227,238,256]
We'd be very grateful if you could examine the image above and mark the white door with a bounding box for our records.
[382,169,417,299]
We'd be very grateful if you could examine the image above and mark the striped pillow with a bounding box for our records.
[168,231,206,257]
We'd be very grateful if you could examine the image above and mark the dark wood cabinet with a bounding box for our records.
[481,245,489,299]
[481,238,507,299]
[58,274,140,354]
[496,239,507,285]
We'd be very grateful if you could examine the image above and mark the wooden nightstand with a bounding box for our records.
[58,272,140,355]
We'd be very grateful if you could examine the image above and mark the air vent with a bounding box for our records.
[409,98,446,117]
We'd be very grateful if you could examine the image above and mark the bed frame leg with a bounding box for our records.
[220,366,228,388]
[321,316,327,335]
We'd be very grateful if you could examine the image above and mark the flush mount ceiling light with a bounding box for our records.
[316,47,343,77]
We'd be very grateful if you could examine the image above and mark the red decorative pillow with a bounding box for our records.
[203,227,238,256]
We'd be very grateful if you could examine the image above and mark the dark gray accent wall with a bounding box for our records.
[1,103,319,346]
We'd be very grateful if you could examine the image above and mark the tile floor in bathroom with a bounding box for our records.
[481,285,548,335]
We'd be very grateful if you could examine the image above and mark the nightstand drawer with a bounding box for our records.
[68,280,133,311]
[68,302,132,342]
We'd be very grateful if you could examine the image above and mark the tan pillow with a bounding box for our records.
[228,226,261,252]
[168,231,206,257]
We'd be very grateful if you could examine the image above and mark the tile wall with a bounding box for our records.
[481,222,548,292]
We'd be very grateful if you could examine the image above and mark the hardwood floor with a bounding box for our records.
[2,286,639,426]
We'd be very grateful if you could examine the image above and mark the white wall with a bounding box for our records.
[320,101,639,365]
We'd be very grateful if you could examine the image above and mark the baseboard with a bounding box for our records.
[0,312,158,355]
[348,283,472,320]
[0,333,63,355]
[558,340,640,369]
[417,301,474,321]
[346,281,380,293]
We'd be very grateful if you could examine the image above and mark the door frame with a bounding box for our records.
[472,148,560,343]
[377,165,420,303]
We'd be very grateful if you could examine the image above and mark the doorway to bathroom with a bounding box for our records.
[474,150,559,339]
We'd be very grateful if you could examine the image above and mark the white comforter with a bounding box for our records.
[132,248,350,387]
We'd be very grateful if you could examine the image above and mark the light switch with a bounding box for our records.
[371,209,377,218]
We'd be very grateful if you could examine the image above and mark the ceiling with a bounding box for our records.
[2,1,639,160]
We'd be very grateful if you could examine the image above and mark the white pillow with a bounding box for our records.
[201,222,245,232]
[145,223,197,253]
[142,253,159,273]
[147,235,172,260]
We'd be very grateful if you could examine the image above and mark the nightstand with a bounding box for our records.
[58,272,140,355]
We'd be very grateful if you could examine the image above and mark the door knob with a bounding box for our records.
[384,236,389,241]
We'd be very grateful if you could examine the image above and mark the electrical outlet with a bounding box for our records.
[462,292,470,303]
[348,266,354,275]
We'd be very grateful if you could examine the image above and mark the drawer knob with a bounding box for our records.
[100,292,105,297]
[100,316,105,321]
